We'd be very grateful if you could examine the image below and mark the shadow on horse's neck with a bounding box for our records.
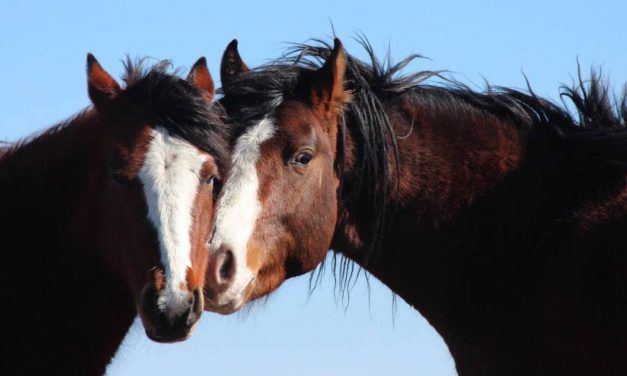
[1,111,101,197]
[335,92,527,246]
[334,92,527,290]
[0,111,135,374]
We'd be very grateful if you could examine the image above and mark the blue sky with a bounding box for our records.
[2,1,626,375]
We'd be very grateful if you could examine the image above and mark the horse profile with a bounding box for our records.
[205,38,627,375]
[0,56,228,374]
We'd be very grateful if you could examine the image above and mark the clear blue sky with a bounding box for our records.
[2,1,626,375]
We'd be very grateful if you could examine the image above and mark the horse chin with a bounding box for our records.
[204,300,242,315]
[137,297,203,343]
[144,327,193,343]
[139,315,193,343]
[204,281,255,315]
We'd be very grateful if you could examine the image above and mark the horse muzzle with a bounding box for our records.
[139,284,203,343]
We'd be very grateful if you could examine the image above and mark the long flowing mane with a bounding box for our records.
[219,38,627,285]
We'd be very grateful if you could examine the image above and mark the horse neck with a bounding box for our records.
[389,98,527,225]
[333,92,530,327]
[1,112,102,212]
[0,112,135,374]
[0,112,110,259]
[335,93,528,254]
[333,92,627,373]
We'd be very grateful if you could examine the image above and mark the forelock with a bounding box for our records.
[120,57,230,174]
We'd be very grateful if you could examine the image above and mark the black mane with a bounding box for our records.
[219,38,627,270]
[122,58,230,173]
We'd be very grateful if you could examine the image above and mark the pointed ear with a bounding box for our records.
[187,57,215,103]
[309,38,350,114]
[220,39,250,87]
[86,53,121,112]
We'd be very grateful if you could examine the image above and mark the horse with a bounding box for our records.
[0,55,228,374]
[205,38,627,375]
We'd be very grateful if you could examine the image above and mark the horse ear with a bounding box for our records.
[86,53,121,112]
[220,39,250,86]
[187,57,215,103]
[309,38,350,115]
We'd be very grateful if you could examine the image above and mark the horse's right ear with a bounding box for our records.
[308,38,350,116]
[87,53,121,112]
[220,39,250,87]
[187,57,215,103]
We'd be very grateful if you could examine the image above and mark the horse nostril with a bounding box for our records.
[220,250,233,280]
[187,288,203,325]
[218,249,235,283]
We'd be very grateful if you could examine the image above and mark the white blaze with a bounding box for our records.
[138,126,207,316]
[210,118,276,304]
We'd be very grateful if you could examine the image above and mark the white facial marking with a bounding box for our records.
[138,127,207,317]
[210,118,276,305]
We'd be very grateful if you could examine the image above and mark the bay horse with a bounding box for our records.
[0,55,228,374]
[206,39,627,375]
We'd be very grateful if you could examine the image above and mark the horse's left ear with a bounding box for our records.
[86,53,121,112]
[187,57,215,103]
[220,39,250,87]
[309,38,350,115]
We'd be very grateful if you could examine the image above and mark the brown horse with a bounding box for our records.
[0,56,228,374]
[206,38,627,375]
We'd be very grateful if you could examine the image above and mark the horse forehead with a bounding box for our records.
[144,127,207,164]
[139,127,208,201]
[108,125,155,170]
[233,118,277,154]
[279,118,317,142]
[214,118,276,205]
[276,102,318,130]
[138,127,208,267]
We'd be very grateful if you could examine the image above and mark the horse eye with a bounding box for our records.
[212,178,222,197]
[292,151,314,167]
[112,170,130,187]
[202,175,215,185]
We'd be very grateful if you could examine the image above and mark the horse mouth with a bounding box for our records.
[145,328,193,343]
[141,310,201,343]
[142,310,201,343]
[139,284,203,343]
